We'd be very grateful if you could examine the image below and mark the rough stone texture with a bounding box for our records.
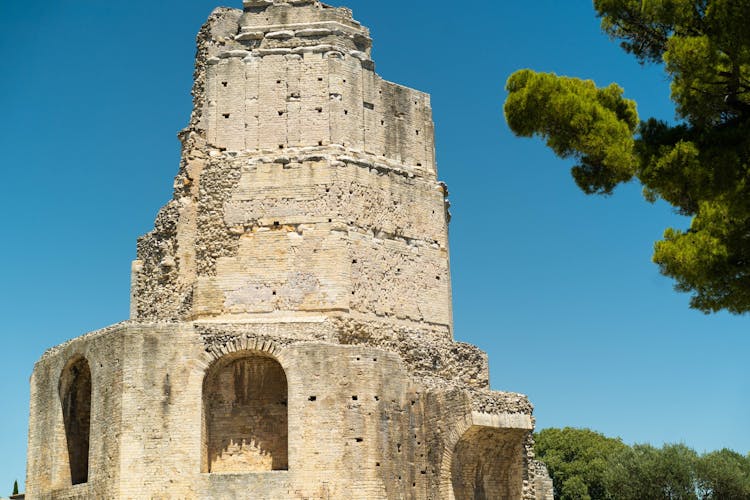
[26,1,545,498]
[452,426,526,499]
[27,323,536,499]
[58,358,91,486]
[532,461,554,500]
[203,353,289,472]
[130,0,447,329]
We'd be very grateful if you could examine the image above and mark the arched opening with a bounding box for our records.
[451,426,525,500]
[202,351,288,473]
[58,357,92,486]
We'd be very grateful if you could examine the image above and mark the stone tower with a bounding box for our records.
[25,1,546,498]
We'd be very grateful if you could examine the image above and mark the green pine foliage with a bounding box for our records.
[535,428,750,500]
[504,0,750,314]
[12,480,18,496]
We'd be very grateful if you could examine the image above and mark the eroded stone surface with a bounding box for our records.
[28,323,541,499]
[26,1,545,498]
[130,1,445,329]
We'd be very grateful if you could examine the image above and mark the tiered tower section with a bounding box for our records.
[131,0,449,331]
[25,2,547,499]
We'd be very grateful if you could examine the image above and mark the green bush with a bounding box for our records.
[535,428,750,500]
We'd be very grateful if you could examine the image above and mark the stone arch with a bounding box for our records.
[437,414,473,500]
[58,356,92,486]
[201,346,289,473]
[449,425,526,500]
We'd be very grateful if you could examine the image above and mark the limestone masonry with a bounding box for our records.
[25,1,552,498]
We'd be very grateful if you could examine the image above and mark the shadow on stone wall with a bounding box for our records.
[58,356,92,485]
[203,352,288,472]
[451,426,526,499]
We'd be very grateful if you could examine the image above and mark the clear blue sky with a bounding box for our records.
[1,0,748,492]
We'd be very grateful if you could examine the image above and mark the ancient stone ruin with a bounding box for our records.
[25,1,551,498]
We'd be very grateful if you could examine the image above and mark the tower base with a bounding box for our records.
[27,321,539,499]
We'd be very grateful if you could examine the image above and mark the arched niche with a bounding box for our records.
[202,350,288,473]
[58,356,92,485]
[451,426,526,500]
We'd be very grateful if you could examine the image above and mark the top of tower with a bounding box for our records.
[245,0,323,6]
[244,0,335,8]
[243,0,355,20]
[237,0,370,57]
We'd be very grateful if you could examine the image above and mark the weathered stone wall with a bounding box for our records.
[205,52,434,171]
[185,150,450,319]
[208,1,435,170]
[452,426,526,499]
[27,2,543,498]
[130,1,450,340]
[27,323,534,499]
[532,460,555,500]
[25,324,125,499]
[58,357,92,486]
[203,353,289,472]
